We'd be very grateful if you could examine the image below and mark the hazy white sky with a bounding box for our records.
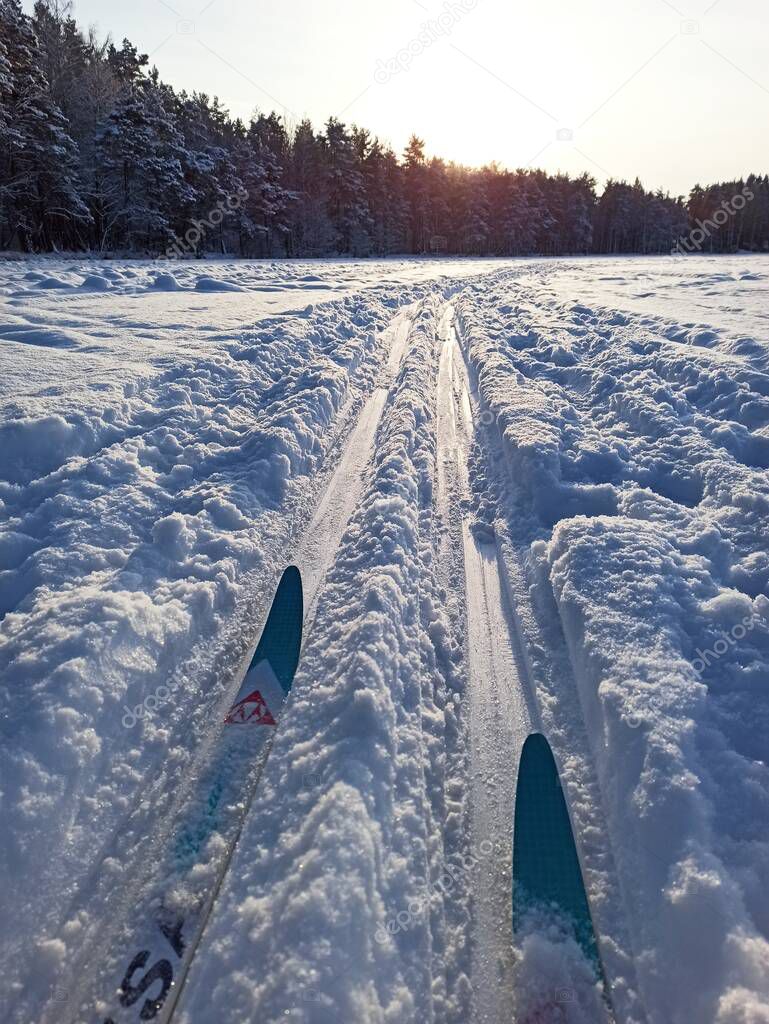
[27,0,769,196]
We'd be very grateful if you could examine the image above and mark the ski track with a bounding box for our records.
[169,291,451,1024]
[452,294,652,1024]
[13,303,418,1024]
[437,308,533,1024]
[443,304,640,1024]
[158,309,417,1024]
[299,311,414,634]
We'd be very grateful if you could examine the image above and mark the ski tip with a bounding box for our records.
[520,731,551,764]
[248,566,304,693]
[280,565,303,625]
[284,564,302,598]
[513,731,602,971]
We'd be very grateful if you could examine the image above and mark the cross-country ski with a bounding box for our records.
[99,565,302,1024]
[512,733,610,1024]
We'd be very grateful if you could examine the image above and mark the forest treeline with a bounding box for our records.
[2,0,769,258]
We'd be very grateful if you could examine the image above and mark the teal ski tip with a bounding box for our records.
[513,732,601,972]
[248,565,303,694]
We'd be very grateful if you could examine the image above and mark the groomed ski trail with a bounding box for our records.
[157,310,417,1024]
[436,306,536,1024]
[166,293,451,1024]
[451,299,646,1024]
[24,306,416,1024]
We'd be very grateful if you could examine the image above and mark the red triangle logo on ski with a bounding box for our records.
[224,689,276,726]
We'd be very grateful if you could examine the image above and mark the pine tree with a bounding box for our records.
[458,171,491,254]
[363,139,407,255]
[32,1,87,122]
[286,119,334,256]
[403,135,429,253]
[0,26,14,143]
[95,72,197,251]
[526,172,557,254]
[106,37,148,87]
[426,157,452,252]
[495,173,536,255]
[170,91,246,255]
[563,173,595,253]
[235,114,292,257]
[323,118,372,255]
[0,0,89,251]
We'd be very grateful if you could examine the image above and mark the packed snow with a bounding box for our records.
[1,255,768,1024]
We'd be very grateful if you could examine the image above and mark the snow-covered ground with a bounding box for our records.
[1,255,768,1024]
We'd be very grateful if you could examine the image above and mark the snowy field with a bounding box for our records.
[1,255,768,1024]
